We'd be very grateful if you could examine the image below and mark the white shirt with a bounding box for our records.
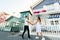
[24,18,29,25]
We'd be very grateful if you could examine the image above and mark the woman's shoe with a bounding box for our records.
[41,37,45,40]
[35,36,39,39]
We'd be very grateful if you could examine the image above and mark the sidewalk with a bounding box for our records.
[20,31,60,38]
[30,32,60,38]
[0,31,60,40]
[10,32,60,40]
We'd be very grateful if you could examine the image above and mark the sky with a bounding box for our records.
[0,0,38,18]
[0,0,38,12]
[0,0,60,18]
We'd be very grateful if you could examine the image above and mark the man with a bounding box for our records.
[22,16,32,39]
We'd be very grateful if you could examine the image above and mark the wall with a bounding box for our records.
[34,0,58,9]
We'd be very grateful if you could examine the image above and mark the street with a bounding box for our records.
[0,31,60,40]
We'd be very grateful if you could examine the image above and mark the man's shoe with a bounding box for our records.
[22,35,24,39]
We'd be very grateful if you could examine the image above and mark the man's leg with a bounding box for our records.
[22,26,26,39]
[27,26,31,38]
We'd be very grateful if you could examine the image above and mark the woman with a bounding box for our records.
[34,16,45,40]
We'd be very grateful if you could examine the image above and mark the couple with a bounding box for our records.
[21,16,45,40]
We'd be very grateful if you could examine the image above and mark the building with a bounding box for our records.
[0,12,20,32]
[31,0,60,32]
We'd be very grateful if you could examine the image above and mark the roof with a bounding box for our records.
[31,0,44,8]
[6,16,19,21]
[33,0,57,10]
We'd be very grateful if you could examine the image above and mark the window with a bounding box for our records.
[51,21,54,25]
[55,20,59,25]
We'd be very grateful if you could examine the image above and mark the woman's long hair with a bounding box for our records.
[38,16,41,22]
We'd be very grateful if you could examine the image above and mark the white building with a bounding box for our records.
[31,2,60,32]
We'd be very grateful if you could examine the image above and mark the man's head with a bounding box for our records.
[25,16,29,19]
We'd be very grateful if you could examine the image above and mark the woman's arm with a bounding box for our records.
[34,20,38,25]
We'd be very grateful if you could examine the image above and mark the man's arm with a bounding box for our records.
[27,20,33,25]
[34,20,38,25]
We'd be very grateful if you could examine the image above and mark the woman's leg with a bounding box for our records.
[40,32,45,40]
[36,32,39,36]
[35,32,39,39]
[40,32,44,38]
